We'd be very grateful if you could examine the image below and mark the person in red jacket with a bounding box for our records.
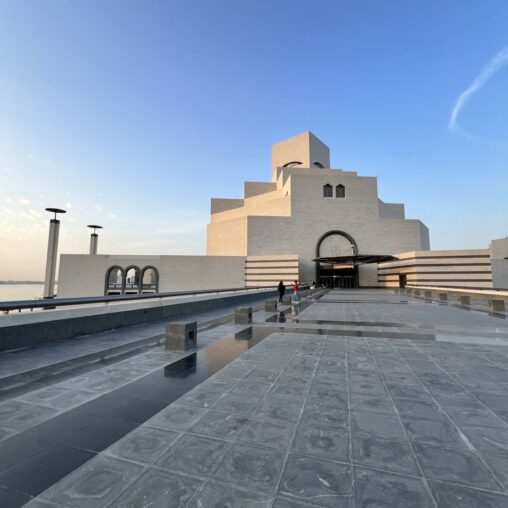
[293,280,299,302]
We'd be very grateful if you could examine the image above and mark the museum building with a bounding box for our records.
[57,132,508,297]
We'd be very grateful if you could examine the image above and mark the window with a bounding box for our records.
[323,184,333,198]
[336,184,345,198]
[313,162,324,168]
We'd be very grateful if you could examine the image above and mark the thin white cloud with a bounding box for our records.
[449,46,508,131]
[18,197,31,205]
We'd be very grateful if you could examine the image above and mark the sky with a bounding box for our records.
[0,0,507,280]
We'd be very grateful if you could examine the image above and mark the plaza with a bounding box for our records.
[1,289,508,506]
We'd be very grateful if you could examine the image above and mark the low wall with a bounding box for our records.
[0,289,276,352]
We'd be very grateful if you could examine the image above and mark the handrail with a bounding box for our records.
[0,286,281,313]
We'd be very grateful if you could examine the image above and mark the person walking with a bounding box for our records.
[277,280,285,303]
[293,280,299,302]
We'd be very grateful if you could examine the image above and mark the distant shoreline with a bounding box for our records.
[0,281,45,285]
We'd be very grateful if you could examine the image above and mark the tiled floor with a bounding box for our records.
[3,289,508,507]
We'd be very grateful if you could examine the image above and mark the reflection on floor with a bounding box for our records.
[2,289,508,507]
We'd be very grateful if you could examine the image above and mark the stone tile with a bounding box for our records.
[413,441,503,491]
[278,453,352,507]
[108,467,202,507]
[386,384,433,401]
[348,394,396,414]
[300,400,348,429]
[272,498,320,508]
[245,368,280,383]
[1,404,60,433]
[353,466,434,508]
[400,415,464,447]
[18,385,70,405]
[292,424,349,462]
[352,436,419,476]
[189,481,273,507]
[213,443,285,494]
[350,410,406,440]
[105,426,180,464]
[459,425,508,489]
[393,398,445,420]
[256,397,303,424]
[232,380,272,397]
[212,392,264,416]
[269,383,308,401]
[349,382,387,397]
[146,404,208,431]
[429,480,508,508]
[40,455,144,507]
[190,411,249,441]
[238,418,294,450]
[177,384,229,408]
[445,406,507,429]
[156,434,230,478]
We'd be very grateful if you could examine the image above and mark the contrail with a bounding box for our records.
[449,46,508,131]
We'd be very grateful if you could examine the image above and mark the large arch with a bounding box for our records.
[141,265,159,293]
[123,265,141,294]
[315,230,359,288]
[105,265,124,295]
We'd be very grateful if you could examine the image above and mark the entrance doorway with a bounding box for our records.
[315,230,359,288]
[399,274,407,288]
[319,267,356,288]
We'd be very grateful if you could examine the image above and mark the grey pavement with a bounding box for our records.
[2,289,508,507]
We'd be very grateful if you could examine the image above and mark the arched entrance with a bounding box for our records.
[315,231,359,288]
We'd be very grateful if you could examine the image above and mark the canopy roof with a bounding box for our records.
[313,254,399,265]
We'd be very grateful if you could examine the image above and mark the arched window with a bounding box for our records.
[141,266,159,293]
[313,162,325,168]
[124,266,141,293]
[336,184,345,198]
[323,184,333,198]
[282,161,303,167]
[105,266,123,295]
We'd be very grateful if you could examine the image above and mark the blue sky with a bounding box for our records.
[0,1,507,279]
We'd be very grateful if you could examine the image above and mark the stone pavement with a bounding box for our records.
[2,289,508,506]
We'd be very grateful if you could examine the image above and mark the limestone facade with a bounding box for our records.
[207,131,429,285]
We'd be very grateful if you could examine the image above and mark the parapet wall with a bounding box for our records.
[0,289,276,352]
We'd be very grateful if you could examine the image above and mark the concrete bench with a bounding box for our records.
[424,290,433,299]
[414,289,421,296]
[459,295,471,307]
[235,307,252,324]
[265,300,277,312]
[489,299,506,313]
[165,321,197,351]
[438,293,448,303]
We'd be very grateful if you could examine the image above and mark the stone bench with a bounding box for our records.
[282,295,292,305]
[489,299,506,313]
[459,295,471,306]
[165,321,197,351]
[235,307,252,324]
[265,300,277,312]
[438,293,448,303]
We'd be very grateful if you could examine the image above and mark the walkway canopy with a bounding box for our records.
[313,254,399,265]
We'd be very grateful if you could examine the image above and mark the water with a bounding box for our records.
[0,284,46,302]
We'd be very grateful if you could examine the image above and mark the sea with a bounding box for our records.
[0,284,48,302]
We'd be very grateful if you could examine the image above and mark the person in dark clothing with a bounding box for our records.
[277,281,285,303]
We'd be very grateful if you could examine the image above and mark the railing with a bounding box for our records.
[0,286,278,314]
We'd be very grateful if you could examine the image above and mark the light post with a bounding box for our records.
[87,224,103,255]
[43,207,66,298]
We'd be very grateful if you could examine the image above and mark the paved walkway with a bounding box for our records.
[2,289,508,506]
